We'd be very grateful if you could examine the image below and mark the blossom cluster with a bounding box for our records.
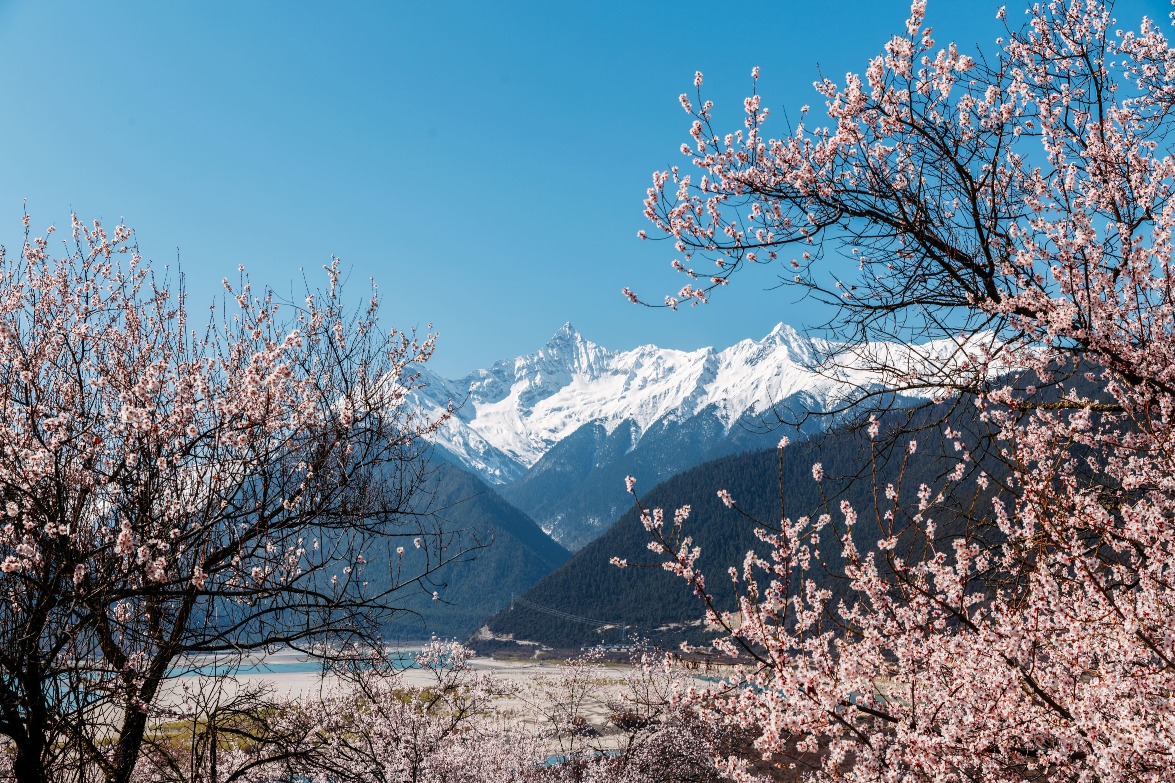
[631,0,1175,779]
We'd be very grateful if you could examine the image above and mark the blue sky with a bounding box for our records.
[0,0,1165,376]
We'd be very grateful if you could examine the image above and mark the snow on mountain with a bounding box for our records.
[413,322,970,486]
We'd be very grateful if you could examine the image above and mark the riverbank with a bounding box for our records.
[159,650,722,755]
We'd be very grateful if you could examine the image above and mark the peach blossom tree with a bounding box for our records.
[0,214,454,783]
[631,0,1175,780]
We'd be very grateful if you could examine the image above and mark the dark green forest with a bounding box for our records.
[485,399,1002,649]
[372,462,570,640]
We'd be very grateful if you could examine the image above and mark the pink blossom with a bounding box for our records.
[629,2,1175,777]
[0,210,451,780]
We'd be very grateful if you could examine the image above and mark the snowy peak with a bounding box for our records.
[766,321,801,343]
[764,322,815,355]
[546,321,582,347]
[457,324,611,411]
[520,322,612,379]
[413,322,958,485]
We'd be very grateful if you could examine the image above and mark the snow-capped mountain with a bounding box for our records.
[413,323,972,547]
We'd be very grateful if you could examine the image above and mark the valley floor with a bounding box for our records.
[163,653,718,756]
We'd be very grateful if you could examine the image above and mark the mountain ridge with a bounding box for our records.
[416,324,926,474]
[411,323,986,547]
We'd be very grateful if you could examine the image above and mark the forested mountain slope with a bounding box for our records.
[375,462,571,640]
[481,401,999,650]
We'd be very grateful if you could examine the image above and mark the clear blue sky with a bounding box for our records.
[0,0,1164,376]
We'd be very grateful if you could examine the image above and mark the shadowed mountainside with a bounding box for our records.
[375,461,571,640]
[481,399,1002,650]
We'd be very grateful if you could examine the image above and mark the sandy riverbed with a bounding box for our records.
[169,651,628,698]
[161,651,719,753]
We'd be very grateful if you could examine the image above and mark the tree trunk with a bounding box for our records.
[10,740,49,783]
